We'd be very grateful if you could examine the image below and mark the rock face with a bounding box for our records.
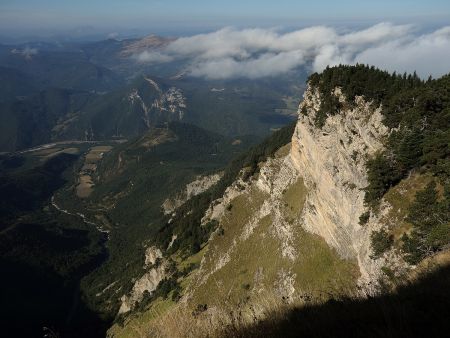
[290,85,390,288]
[118,264,166,314]
[182,142,360,310]
[145,246,163,267]
[162,173,222,215]
[179,83,398,307]
[118,246,166,314]
[128,78,186,128]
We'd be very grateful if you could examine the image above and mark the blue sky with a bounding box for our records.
[1,0,449,37]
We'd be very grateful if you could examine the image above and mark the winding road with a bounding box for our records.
[51,196,110,236]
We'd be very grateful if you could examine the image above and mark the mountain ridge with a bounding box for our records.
[108,65,450,337]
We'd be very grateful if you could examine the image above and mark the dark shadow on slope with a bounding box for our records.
[223,264,450,338]
[0,153,111,338]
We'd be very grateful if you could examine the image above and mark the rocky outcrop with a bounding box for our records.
[154,87,187,120]
[290,85,391,289]
[167,83,400,310]
[163,173,222,215]
[118,246,166,314]
[128,78,186,128]
[118,264,166,314]
[187,151,304,302]
[145,246,163,267]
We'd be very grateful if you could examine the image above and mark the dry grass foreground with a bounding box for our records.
[109,253,450,338]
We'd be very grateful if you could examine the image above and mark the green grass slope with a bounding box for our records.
[64,122,256,316]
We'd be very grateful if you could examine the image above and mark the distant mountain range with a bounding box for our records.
[0,35,304,152]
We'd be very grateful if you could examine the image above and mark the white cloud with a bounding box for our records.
[22,47,38,59]
[312,44,348,72]
[190,50,305,79]
[134,50,174,64]
[355,27,450,78]
[275,26,337,52]
[107,32,119,39]
[11,46,38,60]
[339,23,412,46]
[133,23,450,79]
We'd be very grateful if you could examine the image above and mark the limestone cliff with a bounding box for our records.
[290,85,397,289]
[118,246,166,314]
[162,173,223,215]
[183,83,402,307]
[180,145,359,311]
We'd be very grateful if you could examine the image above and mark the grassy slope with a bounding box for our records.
[381,173,435,243]
[225,262,450,338]
[109,144,359,338]
[187,147,358,309]
[72,123,255,316]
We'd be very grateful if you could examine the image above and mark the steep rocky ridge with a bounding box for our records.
[108,81,391,336]
[183,144,359,308]
[108,67,450,337]
[119,247,166,314]
[57,76,187,140]
[290,85,394,289]
[178,83,402,309]
[162,173,223,215]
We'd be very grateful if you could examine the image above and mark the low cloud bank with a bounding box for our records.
[11,47,38,59]
[134,23,450,79]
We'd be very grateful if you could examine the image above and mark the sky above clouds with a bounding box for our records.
[1,1,450,79]
[1,0,450,36]
[135,23,450,80]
